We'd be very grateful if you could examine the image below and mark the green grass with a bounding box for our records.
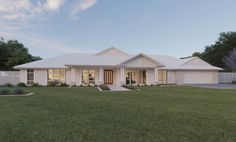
[0,86,235,142]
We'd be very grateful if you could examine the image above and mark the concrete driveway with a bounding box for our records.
[188,84,236,89]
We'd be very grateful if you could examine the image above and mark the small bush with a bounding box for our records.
[31,83,41,87]
[0,88,10,95]
[60,83,69,87]
[17,82,27,87]
[71,84,77,87]
[47,81,59,87]
[13,88,25,95]
[99,84,110,90]
[122,85,137,90]
[4,83,14,88]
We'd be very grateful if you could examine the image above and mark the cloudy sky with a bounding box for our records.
[1,0,236,58]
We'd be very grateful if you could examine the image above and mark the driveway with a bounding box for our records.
[188,84,236,89]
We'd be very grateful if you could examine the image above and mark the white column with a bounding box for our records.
[99,68,104,85]
[155,67,159,84]
[71,68,76,85]
[120,67,125,85]
[77,69,82,85]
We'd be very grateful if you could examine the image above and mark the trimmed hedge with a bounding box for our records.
[99,84,110,90]
[0,88,10,95]
[4,83,14,87]
[13,88,24,95]
[60,83,69,87]
[122,85,137,90]
[31,83,41,87]
[17,82,27,87]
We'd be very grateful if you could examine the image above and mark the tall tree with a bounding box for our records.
[0,38,41,71]
[192,32,236,68]
[222,48,236,70]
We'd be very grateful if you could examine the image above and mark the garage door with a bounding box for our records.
[183,71,218,84]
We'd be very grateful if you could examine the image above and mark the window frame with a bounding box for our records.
[82,69,96,85]
[47,69,66,83]
[158,69,167,84]
[27,69,34,85]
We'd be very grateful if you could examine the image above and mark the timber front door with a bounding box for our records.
[104,70,113,84]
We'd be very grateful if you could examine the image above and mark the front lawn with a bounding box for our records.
[0,86,235,142]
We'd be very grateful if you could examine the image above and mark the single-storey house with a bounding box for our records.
[14,47,222,86]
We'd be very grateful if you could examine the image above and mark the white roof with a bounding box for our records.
[14,48,222,70]
[14,53,92,69]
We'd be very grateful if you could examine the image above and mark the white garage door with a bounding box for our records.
[183,71,218,84]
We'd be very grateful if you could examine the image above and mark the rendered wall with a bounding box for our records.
[167,70,176,84]
[34,69,47,85]
[19,69,27,84]
[146,68,156,85]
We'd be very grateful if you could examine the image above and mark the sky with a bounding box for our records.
[0,0,236,58]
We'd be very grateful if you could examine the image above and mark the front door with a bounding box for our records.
[104,70,113,84]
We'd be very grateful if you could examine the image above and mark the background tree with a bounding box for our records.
[192,32,236,68]
[222,48,236,70]
[0,38,41,71]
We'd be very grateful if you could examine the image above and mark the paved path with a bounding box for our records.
[188,84,236,89]
[107,85,130,91]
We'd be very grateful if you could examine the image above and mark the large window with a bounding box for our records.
[48,69,65,83]
[82,70,95,85]
[27,69,34,85]
[158,70,167,84]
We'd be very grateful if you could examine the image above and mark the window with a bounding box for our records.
[48,69,65,83]
[158,70,167,84]
[27,69,34,85]
[82,70,95,85]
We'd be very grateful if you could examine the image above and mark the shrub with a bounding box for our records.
[99,84,110,90]
[232,80,236,84]
[0,88,10,95]
[122,85,137,90]
[31,83,41,87]
[71,84,77,87]
[13,88,25,95]
[4,83,14,88]
[17,82,27,87]
[47,81,59,87]
[60,83,69,87]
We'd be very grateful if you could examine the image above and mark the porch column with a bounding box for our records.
[120,67,125,85]
[71,68,76,85]
[99,68,104,85]
[155,67,159,84]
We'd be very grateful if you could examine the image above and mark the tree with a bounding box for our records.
[0,38,41,71]
[222,48,236,70]
[192,32,236,68]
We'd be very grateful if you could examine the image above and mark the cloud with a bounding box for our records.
[1,30,82,56]
[44,0,65,11]
[0,0,66,29]
[70,0,97,20]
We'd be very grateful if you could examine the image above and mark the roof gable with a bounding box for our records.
[177,57,222,70]
[95,47,129,56]
[180,57,212,67]
[120,53,164,68]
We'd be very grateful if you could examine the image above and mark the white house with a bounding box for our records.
[14,47,222,86]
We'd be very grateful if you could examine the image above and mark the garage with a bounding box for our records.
[182,70,219,84]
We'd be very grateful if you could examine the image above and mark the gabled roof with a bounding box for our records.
[176,57,223,70]
[66,54,131,67]
[119,53,164,67]
[14,48,222,70]
[95,47,129,57]
[14,53,92,69]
